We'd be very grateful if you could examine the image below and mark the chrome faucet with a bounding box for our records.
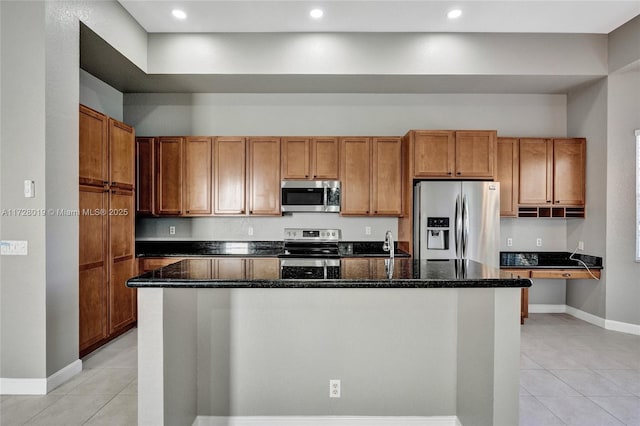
[382,230,394,260]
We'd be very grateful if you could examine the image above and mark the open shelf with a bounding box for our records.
[518,206,585,218]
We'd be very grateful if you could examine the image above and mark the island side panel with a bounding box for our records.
[197,288,458,417]
[138,288,165,426]
[163,289,198,426]
[456,288,521,426]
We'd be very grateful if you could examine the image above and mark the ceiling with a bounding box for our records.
[118,0,640,34]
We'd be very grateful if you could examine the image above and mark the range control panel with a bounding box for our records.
[284,228,342,241]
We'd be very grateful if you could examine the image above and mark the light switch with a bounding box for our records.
[1,240,28,255]
[24,180,35,198]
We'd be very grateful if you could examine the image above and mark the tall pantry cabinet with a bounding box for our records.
[79,105,136,357]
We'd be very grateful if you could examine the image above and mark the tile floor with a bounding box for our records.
[0,330,137,426]
[1,313,639,425]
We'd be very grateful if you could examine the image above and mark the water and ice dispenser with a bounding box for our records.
[426,217,449,250]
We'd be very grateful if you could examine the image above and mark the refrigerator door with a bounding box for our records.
[414,181,461,260]
[461,181,500,268]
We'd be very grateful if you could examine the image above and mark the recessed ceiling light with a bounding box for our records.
[310,8,324,19]
[172,9,187,20]
[447,9,462,19]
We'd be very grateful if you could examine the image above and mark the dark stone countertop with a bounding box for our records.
[127,258,531,289]
[135,240,410,258]
[500,251,603,269]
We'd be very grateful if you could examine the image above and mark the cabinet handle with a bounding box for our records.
[448,171,452,175]
[555,201,560,204]
[456,172,461,175]
[562,273,571,277]
[547,200,551,203]
[305,175,309,178]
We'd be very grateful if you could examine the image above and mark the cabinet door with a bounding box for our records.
[413,131,455,177]
[79,185,108,353]
[109,119,135,189]
[248,137,281,215]
[215,137,246,214]
[281,138,310,179]
[215,258,246,279]
[312,137,339,179]
[79,105,108,186]
[341,258,372,278]
[157,137,184,215]
[340,138,371,215]
[519,138,553,205]
[184,137,213,215]
[455,131,496,178]
[371,137,402,216]
[108,189,136,334]
[553,138,586,206]
[136,137,155,215]
[246,258,280,279]
[497,138,519,217]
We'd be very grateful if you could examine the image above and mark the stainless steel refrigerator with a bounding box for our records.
[413,181,500,268]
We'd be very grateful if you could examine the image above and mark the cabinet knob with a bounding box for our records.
[562,273,571,277]
[456,172,461,175]
[305,175,308,178]
[448,171,452,175]
[547,200,551,203]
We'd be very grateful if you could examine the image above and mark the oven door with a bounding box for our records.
[280,259,341,279]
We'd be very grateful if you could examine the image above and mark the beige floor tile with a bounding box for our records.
[590,396,640,426]
[0,395,63,426]
[84,395,137,426]
[49,368,101,395]
[23,395,112,426]
[537,396,625,426]
[118,379,137,396]
[550,369,632,397]
[66,368,136,396]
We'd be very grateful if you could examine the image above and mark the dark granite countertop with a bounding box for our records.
[127,258,531,289]
[135,240,410,258]
[500,251,603,269]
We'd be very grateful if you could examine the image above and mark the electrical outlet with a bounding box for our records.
[536,238,542,247]
[248,227,254,236]
[507,238,513,247]
[578,241,584,250]
[329,379,341,398]
[169,226,176,235]
[365,226,371,235]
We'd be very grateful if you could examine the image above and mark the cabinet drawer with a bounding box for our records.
[530,269,600,279]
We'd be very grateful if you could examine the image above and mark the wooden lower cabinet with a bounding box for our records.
[139,257,279,279]
[505,269,531,324]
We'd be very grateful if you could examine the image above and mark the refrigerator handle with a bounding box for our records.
[462,194,469,258]
[455,194,462,258]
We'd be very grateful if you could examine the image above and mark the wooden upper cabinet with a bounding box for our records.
[497,137,519,217]
[248,137,281,215]
[79,105,108,186]
[136,137,155,215]
[214,137,246,215]
[184,137,213,215]
[311,137,339,179]
[371,137,402,216]
[455,131,496,178]
[413,131,455,177]
[519,138,554,205]
[281,137,339,180]
[281,138,310,179]
[156,137,184,215]
[553,138,586,206]
[340,138,372,215]
[109,119,135,189]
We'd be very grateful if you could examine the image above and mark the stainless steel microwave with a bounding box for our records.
[281,180,341,213]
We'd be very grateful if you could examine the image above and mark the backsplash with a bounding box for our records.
[136,214,398,241]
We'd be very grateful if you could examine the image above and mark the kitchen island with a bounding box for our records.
[128,258,531,426]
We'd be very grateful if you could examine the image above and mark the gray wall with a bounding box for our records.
[0,0,145,383]
[566,78,608,318]
[79,69,123,121]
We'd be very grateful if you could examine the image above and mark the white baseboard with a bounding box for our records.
[0,359,82,395]
[528,304,640,336]
[529,304,567,313]
[193,416,461,426]
[605,319,640,335]
[47,359,82,393]
[566,306,606,328]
